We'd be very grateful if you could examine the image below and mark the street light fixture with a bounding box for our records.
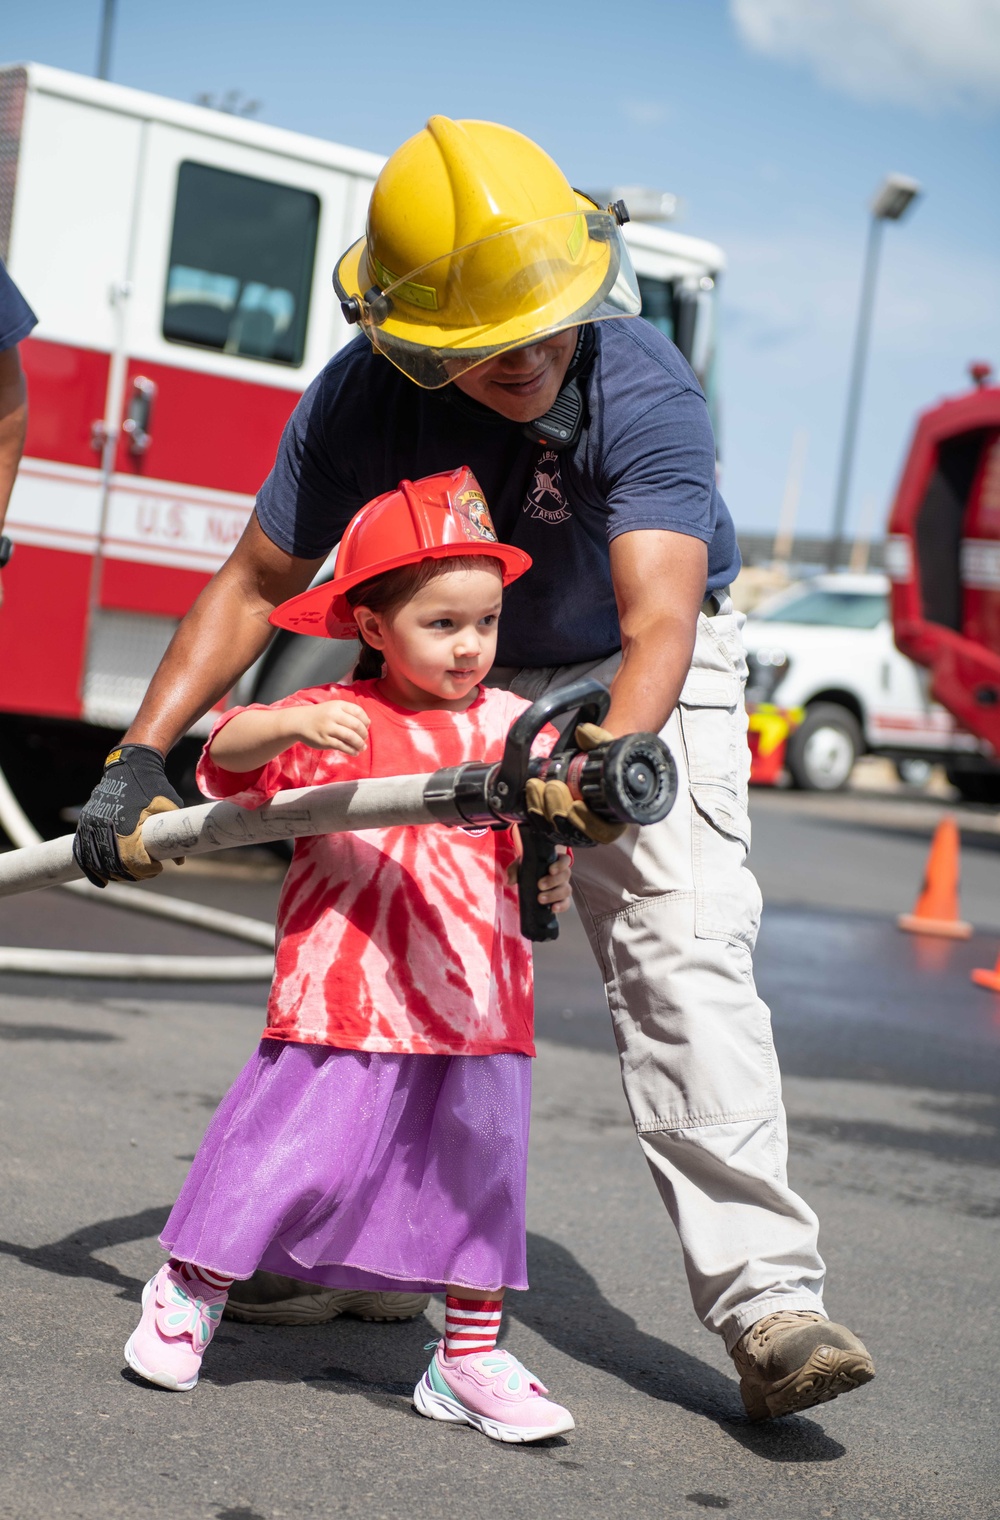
[870,174,921,222]
[827,173,922,570]
[96,0,117,80]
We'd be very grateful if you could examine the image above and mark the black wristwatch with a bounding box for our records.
[0,535,13,569]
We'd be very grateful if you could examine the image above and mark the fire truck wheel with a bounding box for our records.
[786,703,862,793]
[944,767,1000,805]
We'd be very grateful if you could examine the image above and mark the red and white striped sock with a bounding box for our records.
[169,1258,234,1295]
[444,1295,504,1359]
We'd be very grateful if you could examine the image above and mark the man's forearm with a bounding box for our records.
[122,586,276,753]
[604,529,707,738]
[604,614,697,738]
[123,513,325,754]
[0,423,26,532]
[0,376,28,532]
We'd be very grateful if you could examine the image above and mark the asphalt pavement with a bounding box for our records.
[1,777,998,1519]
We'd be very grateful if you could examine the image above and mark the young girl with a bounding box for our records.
[123,469,580,1444]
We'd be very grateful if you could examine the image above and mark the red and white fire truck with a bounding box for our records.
[0,62,725,739]
[887,363,1000,803]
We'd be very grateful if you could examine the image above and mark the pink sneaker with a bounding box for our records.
[413,1343,575,1443]
[123,1264,227,1391]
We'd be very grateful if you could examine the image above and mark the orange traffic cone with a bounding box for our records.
[897,815,973,940]
[971,949,1000,992]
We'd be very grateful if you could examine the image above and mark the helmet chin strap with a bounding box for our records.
[439,327,597,451]
[521,326,596,453]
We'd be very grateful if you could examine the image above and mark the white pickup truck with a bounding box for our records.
[741,572,996,794]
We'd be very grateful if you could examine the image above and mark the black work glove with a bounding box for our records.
[72,744,183,887]
[524,723,627,847]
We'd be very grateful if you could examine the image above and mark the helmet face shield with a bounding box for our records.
[335,211,641,389]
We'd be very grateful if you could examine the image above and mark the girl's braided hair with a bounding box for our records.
[344,554,506,681]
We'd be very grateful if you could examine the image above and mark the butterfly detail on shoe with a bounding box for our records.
[156,1279,224,1347]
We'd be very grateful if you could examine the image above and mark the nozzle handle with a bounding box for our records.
[489,678,610,820]
[517,829,560,943]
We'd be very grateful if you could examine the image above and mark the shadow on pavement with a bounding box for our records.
[0,1018,121,1041]
[793,1104,1000,1176]
[795,809,1000,858]
[0,972,270,1006]
[506,1232,846,1464]
[0,1205,170,1299]
[6,1207,847,1460]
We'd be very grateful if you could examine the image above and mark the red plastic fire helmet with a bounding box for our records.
[269,467,532,639]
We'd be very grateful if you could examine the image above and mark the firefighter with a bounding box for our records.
[75,118,874,1421]
[0,258,36,604]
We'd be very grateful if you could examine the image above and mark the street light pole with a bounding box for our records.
[827,173,921,571]
[96,0,117,81]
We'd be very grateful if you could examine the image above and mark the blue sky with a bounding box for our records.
[5,0,999,538]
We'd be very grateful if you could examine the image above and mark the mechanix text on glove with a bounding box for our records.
[72,744,184,887]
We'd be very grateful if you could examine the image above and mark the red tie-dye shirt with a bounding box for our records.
[197,681,557,1058]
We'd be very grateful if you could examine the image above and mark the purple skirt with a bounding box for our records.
[161,1040,531,1293]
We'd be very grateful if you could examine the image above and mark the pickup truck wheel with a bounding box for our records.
[895,757,933,789]
[786,703,862,792]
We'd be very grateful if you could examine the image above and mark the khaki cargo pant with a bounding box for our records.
[488,600,826,1352]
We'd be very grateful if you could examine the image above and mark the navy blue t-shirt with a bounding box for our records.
[256,318,741,668]
[0,260,37,351]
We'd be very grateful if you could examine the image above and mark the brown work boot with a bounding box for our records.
[732,1310,875,1420]
[224,1270,430,1326]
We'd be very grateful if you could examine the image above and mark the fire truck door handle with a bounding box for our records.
[121,376,157,456]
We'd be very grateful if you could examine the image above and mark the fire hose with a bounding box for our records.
[0,759,277,978]
[0,679,677,976]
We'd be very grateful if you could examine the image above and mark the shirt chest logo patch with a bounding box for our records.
[524,450,572,524]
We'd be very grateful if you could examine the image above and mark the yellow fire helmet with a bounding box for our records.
[334,116,641,388]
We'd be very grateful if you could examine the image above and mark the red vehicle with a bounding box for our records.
[887,362,1000,803]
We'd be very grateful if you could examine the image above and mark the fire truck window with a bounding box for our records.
[914,430,987,632]
[638,276,674,342]
[638,274,719,435]
[162,162,319,366]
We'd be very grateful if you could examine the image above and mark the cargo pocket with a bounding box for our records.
[678,668,760,948]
